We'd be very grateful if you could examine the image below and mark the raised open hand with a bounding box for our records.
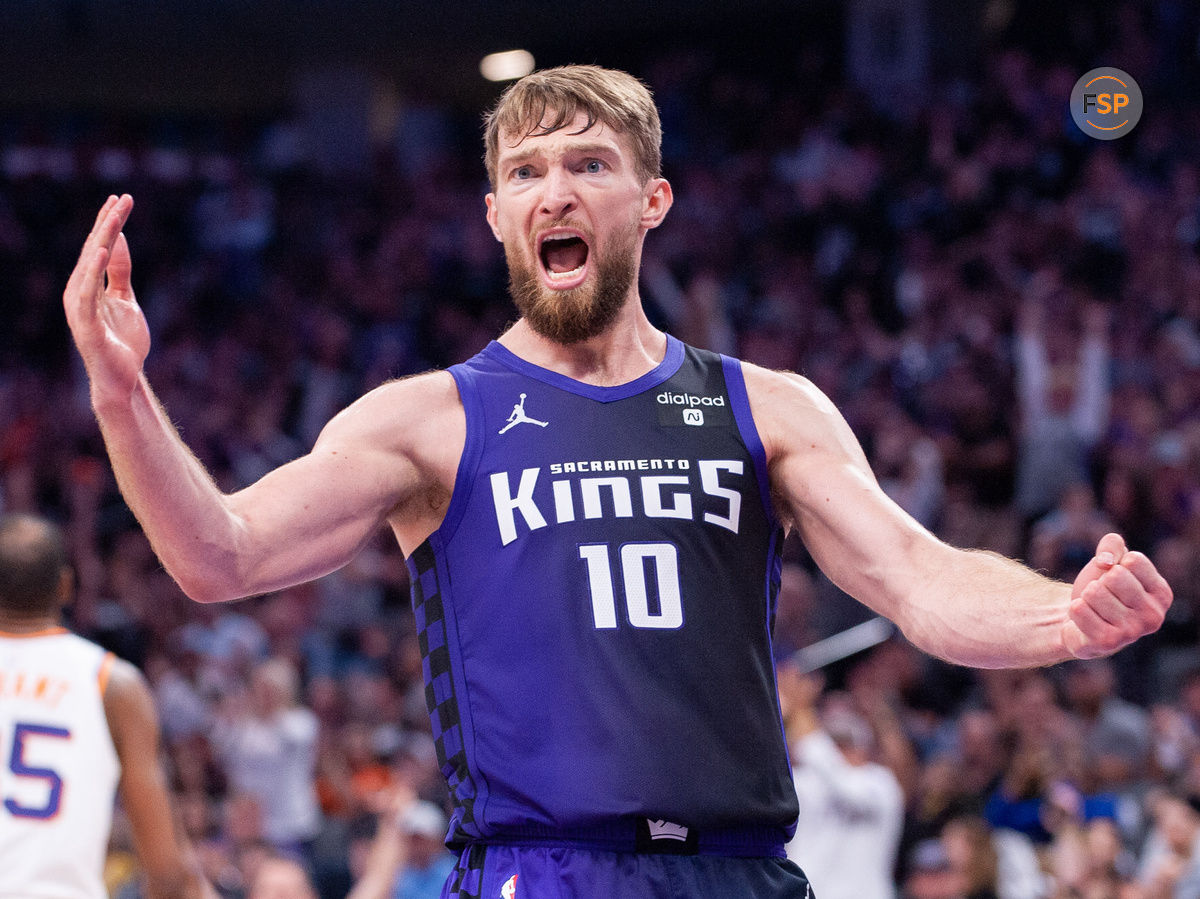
[62,195,150,407]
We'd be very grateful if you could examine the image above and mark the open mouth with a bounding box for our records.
[538,231,590,287]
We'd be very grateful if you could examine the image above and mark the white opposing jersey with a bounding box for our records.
[0,628,121,899]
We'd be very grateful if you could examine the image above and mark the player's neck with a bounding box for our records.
[499,303,668,387]
[0,612,61,634]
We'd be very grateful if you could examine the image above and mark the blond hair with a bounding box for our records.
[483,64,662,188]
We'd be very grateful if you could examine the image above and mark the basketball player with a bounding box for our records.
[0,513,215,899]
[63,66,1172,897]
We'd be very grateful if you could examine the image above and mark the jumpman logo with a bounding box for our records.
[498,393,549,435]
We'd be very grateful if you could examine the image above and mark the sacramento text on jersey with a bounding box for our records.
[489,457,747,546]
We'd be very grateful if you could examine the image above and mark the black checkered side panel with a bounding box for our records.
[409,542,480,840]
[445,844,487,899]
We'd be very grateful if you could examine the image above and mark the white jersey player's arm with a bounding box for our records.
[104,659,217,899]
[745,363,1170,668]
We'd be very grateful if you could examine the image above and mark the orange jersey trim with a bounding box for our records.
[0,626,69,639]
[98,652,115,696]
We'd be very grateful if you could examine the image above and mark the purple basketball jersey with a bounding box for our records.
[407,335,797,852]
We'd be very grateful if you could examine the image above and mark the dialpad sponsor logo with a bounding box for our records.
[656,391,725,407]
[655,391,732,427]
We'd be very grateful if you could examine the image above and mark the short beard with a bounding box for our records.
[506,225,639,345]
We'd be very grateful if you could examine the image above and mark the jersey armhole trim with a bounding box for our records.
[97,651,115,696]
[720,355,778,532]
[432,363,486,552]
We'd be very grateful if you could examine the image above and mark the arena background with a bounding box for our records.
[3,1,1200,896]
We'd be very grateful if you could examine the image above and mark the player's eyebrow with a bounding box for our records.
[500,142,622,170]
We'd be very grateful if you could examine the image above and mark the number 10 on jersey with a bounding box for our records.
[579,542,683,629]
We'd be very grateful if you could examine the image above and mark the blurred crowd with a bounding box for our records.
[4,3,1200,897]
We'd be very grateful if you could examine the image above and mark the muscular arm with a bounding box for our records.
[65,196,461,603]
[745,365,1171,668]
[95,372,456,602]
[104,659,216,899]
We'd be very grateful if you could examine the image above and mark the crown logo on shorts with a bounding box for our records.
[646,818,689,841]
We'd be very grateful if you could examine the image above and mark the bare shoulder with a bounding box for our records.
[310,371,465,550]
[312,371,464,481]
[104,655,151,703]
[102,657,158,754]
[318,370,462,451]
[738,361,848,460]
[738,360,875,531]
[740,362,838,411]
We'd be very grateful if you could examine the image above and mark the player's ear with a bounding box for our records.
[485,193,503,242]
[640,178,673,230]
